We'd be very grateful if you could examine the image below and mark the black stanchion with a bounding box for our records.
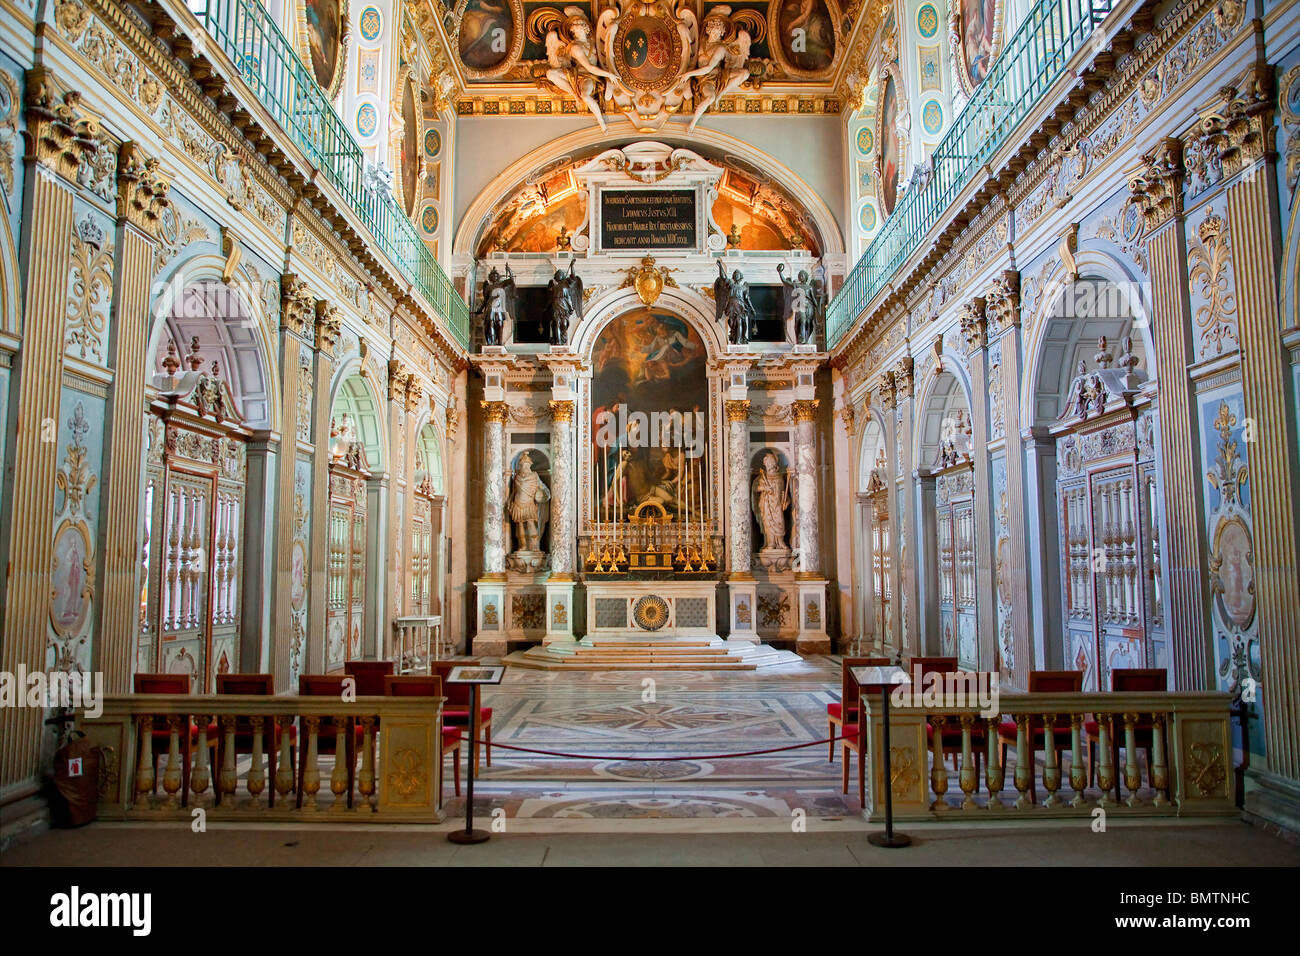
[449,681,490,844]
[867,681,911,848]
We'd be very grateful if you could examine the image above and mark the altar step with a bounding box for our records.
[503,636,802,671]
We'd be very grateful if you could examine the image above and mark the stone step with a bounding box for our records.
[503,638,802,671]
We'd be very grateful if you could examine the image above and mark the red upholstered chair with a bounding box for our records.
[215,674,293,807]
[829,656,890,763]
[430,661,493,771]
[344,660,395,697]
[297,675,365,809]
[134,673,216,805]
[384,675,462,798]
[1086,668,1168,799]
[907,658,986,778]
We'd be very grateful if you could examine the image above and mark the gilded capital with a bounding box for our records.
[548,399,575,423]
[22,68,99,181]
[116,141,169,236]
[280,274,315,336]
[1127,137,1185,233]
[481,400,510,424]
[985,271,1021,332]
[724,399,751,423]
[792,399,820,423]
[404,376,424,412]
[959,298,988,354]
[878,370,897,411]
[838,403,856,434]
[388,359,411,402]
[314,300,342,353]
[893,357,915,400]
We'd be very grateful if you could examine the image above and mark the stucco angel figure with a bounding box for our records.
[545,8,621,132]
[508,452,551,555]
[684,7,753,132]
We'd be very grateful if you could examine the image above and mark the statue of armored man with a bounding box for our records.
[714,260,755,346]
[547,259,584,346]
[475,263,516,347]
[778,262,825,346]
[506,452,551,572]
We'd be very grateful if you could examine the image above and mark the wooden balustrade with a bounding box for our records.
[855,690,1235,822]
[78,694,446,823]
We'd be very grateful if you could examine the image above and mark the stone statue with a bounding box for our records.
[544,9,620,132]
[684,8,753,133]
[474,263,516,347]
[714,260,755,345]
[778,262,824,345]
[751,451,791,553]
[547,259,584,346]
[507,452,551,570]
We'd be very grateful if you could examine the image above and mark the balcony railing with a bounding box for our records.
[826,0,1115,347]
[188,0,471,349]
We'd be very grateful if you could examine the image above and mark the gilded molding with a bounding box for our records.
[481,400,509,424]
[791,399,820,423]
[115,141,169,236]
[548,399,575,423]
[724,399,752,422]
[280,274,315,337]
[1128,137,1186,233]
[22,68,100,181]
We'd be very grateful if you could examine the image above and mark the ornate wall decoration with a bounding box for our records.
[1187,209,1238,358]
[0,69,18,196]
[50,403,100,671]
[758,591,789,627]
[1281,65,1300,200]
[154,204,211,272]
[65,217,113,365]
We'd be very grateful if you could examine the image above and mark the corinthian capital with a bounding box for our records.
[959,298,988,354]
[1127,137,1185,233]
[280,275,315,336]
[985,271,1021,332]
[22,68,100,181]
[116,142,170,237]
[314,300,342,353]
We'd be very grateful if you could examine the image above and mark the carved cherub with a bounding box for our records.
[684,8,753,132]
[545,8,621,131]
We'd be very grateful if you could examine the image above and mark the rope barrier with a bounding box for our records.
[451,732,852,762]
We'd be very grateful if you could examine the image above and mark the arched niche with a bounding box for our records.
[330,370,386,472]
[415,420,445,495]
[916,366,972,467]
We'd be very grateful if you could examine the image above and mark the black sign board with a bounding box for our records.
[600,189,697,250]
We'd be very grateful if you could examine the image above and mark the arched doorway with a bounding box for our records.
[138,281,274,690]
[916,368,977,666]
[856,414,891,655]
[327,373,386,670]
[1026,275,1161,688]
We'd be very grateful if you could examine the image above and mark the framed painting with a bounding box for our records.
[298,0,350,100]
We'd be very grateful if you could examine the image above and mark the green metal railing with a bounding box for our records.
[826,0,1115,347]
[190,0,471,349]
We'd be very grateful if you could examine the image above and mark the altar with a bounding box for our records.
[584,580,719,639]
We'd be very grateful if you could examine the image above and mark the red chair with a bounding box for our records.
[384,675,462,798]
[214,674,294,807]
[134,673,216,806]
[297,675,365,809]
[996,670,1084,801]
[829,657,890,763]
[1086,668,1167,799]
[431,662,493,771]
[838,660,895,807]
[344,660,395,697]
[907,658,986,777]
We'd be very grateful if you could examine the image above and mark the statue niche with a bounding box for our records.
[506,450,551,572]
[751,449,793,572]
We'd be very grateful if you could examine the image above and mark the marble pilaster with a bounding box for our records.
[725,399,752,578]
[546,399,575,642]
[475,400,509,655]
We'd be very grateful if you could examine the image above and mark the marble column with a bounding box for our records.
[1,71,98,796]
[98,142,169,693]
[878,374,900,652]
[893,358,920,657]
[307,302,340,674]
[725,399,752,578]
[480,401,509,576]
[792,399,829,654]
[546,399,576,642]
[960,299,998,671]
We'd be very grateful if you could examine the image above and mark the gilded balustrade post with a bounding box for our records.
[163,715,183,808]
[1096,713,1115,806]
[135,715,155,802]
[1123,712,1141,806]
[330,715,351,810]
[275,716,296,804]
[358,715,376,811]
[929,715,948,810]
[191,715,212,803]
[986,722,1004,809]
[1013,714,1032,809]
[958,715,977,808]
[1042,714,1061,808]
[1150,715,1168,808]
[1069,714,1087,807]
[248,716,266,803]
[302,715,321,809]
[219,716,238,802]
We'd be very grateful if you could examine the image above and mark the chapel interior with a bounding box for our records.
[1,0,1300,860]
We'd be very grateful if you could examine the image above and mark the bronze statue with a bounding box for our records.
[474,263,516,347]
[547,259,584,346]
[778,262,825,345]
[714,260,755,345]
